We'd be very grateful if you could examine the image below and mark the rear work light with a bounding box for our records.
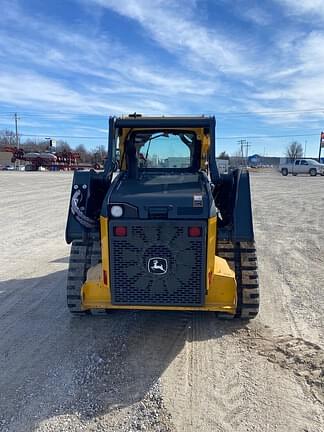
[110,205,123,218]
[188,226,201,237]
[114,226,127,237]
[103,270,108,285]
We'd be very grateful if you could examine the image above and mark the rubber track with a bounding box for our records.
[66,232,101,315]
[217,240,259,319]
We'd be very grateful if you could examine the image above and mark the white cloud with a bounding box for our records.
[273,31,324,106]
[85,0,324,126]
[1,0,324,138]
[0,69,168,114]
[241,6,272,26]
[87,0,256,76]
[2,0,295,123]
[269,67,303,80]
[276,0,324,17]
[297,31,324,71]
[0,1,223,116]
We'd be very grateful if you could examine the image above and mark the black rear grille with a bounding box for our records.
[109,221,206,306]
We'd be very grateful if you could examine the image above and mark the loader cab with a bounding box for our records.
[106,115,219,183]
[98,116,219,307]
[103,115,220,222]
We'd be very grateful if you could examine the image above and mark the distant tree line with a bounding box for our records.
[0,129,107,164]
[219,140,304,164]
[1,128,305,166]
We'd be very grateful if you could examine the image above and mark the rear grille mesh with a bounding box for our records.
[109,221,206,306]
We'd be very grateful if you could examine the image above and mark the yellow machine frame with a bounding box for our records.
[81,215,236,314]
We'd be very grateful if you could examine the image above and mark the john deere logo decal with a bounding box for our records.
[148,257,168,275]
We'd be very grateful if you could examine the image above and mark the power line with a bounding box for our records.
[12,132,323,141]
[214,108,324,116]
[217,133,320,140]
[0,111,108,119]
[1,110,322,141]
[20,133,107,140]
[0,108,324,119]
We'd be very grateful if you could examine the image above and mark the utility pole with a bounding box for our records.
[245,140,251,164]
[304,140,307,158]
[237,139,251,166]
[319,132,324,162]
[14,113,19,148]
[14,113,20,169]
[237,139,246,166]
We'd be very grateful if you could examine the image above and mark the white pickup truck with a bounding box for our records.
[279,158,324,176]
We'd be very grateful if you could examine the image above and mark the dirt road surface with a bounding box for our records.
[0,171,323,432]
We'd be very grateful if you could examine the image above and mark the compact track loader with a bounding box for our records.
[65,115,259,319]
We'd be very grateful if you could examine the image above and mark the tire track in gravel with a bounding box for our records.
[162,315,251,432]
[77,310,193,432]
[191,315,248,432]
[245,331,324,404]
[162,318,324,432]
[226,326,323,431]
[251,172,324,345]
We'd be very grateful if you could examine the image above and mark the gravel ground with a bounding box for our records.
[0,170,323,432]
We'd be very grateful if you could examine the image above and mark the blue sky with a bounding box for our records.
[0,0,324,156]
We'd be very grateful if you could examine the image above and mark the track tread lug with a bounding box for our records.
[217,239,260,320]
[66,234,101,315]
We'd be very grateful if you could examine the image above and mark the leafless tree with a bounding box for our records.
[75,144,88,162]
[230,149,244,168]
[218,151,230,160]
[0,129,15,146]
[286,141,303,159]
[55,140,71,152]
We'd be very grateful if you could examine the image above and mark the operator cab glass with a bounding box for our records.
[130,131,198,171]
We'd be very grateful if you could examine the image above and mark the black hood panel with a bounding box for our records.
[109,173,211,219]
